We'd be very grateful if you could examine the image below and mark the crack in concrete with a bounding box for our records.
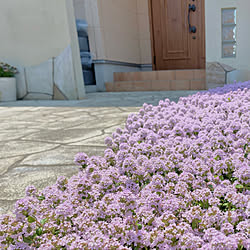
[3,164,79,173]
[10,164,79,168]
[15,139,61,145]
[0,199,18,203]
[2,156,27,175]
[0,144,61,160]
[17,131,105,145]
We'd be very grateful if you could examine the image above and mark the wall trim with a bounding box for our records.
[93,59,152,69]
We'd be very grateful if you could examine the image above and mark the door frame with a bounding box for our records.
[148,0,206,70]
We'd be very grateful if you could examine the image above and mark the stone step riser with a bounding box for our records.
[107,69,206,92]
[105,80,206,92]
[114,69,206,82]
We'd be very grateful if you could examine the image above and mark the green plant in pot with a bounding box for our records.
[0,62,18,77]
[0,62,18,102]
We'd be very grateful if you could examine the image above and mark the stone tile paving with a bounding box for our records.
[0,89,222,214]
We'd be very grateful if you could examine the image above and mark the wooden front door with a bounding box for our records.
[150,0,205,70]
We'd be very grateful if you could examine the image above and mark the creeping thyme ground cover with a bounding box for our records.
[1,82,250,249]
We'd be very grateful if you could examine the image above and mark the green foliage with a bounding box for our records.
[38,195,45,201]
[40,218,48,225]
[27,216,36,223]
[191,219,200,230]
[219,197,237,212]
[0,62,18,77]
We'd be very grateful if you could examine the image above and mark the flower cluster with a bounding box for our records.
[0,82,249,249]
[0,62,18,78]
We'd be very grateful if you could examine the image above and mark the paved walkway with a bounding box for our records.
[0,90,211,214]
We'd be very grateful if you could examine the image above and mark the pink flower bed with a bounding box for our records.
[1,82,249,249]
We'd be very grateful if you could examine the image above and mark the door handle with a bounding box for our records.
[188,4,197,33]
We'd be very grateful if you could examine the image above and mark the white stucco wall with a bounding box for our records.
[0,0,71,66]
[0,0,85,100]
[205,0,250,70]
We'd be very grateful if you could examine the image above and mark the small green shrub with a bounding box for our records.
[0,62,18,77]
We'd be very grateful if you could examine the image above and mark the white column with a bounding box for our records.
[65,0,86,99]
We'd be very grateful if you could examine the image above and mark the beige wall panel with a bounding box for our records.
[136,0,151,64]
[98,0,141,63]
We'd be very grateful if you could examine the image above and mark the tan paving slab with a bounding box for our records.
[20,145,106,166]
[0,130,39,141]
[68,117,126,130]
[0,156,24,175]
[0,140,59,158]
[69,134,109,147]
[22,128,103,144]
[0,122,39,130]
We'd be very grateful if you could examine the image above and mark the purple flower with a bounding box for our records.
[74,152,89,167]
[0,82,249,249]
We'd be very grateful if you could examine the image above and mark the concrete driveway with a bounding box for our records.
[0,90,207,214]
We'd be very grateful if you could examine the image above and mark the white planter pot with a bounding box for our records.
[0,77,17,102]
